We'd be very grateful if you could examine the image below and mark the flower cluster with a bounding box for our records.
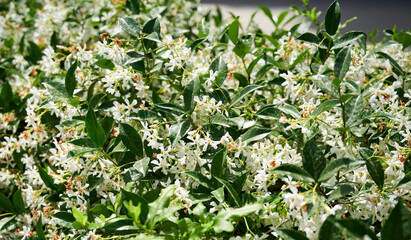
[0,0,410,239]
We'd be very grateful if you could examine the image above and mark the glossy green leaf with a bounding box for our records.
[184,77,200,112]
[65,60,77,98]
[185,171,215,190]
[211,148,227,181]
[36,215,46,240]
[272,164,315,183]
[334,46,351,80]
[12,189,25,214]
[376,51,405,75]
[86,108,106,148]
[224,203,262,219]
[87,93,106,110]
[231,84,263,107]
[232,171,249,196]
[319,158,365,182]
[95,58,115,70]
[72,208,88,227]
[209,57,228,86]
[333,31,367,49]
[298,32,321,44]
[0,215,15,230]
[366,157,385,189]
[228,18,239,43]
[142,18,160,35]
[273,228,309,240]
[122,189,149,224]
[396,172,411,188]
[255,105,283,120]
[169,120,191,146]
[302,140,326,181]
[381,199,411,240]
[325,0,340,35]
[346,95,365,126]
[52,211,75,229]
[118,17,141,37]
[0,81,12,110]
[241,127,272,144]
[214,177,242,207]
[258,5,276,26]
[0,192,16,213]
[311,99,340,116]
[233,34,253,58]
[147,185,177,229]
[320,215,378,240]
[278,105,302,119]
[119,122,144,157]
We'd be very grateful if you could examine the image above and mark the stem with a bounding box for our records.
[242,58,250,84]
[338,85,346,142]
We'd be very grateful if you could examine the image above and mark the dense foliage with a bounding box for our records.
[0,0,410,239]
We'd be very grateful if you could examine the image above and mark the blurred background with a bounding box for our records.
[201,0,411,40]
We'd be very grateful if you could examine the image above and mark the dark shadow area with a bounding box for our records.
[202,0,411,38]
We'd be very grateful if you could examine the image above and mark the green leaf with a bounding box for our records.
[231,84,264,107]
[70,137,98,148]
[0,81,12,110]
[258,5,276,26]
[214,177,242,207]
[154,103,186,116]
[72,208,88,227]
[123,200,142,224]
[255,105,283,120]
[334,46,351,80]
[185,171,215,190]
[209,113,234,128]
[211,148,228,181]
[12,189,25,214]
[213,217,234,233]
[320,215,378,240]
[298,32,321,44]
[228,18,239,43]
[233,34,253,59]
[35,216,45,240]
[376,51,405,75]
[224,203,262,219]
[169,120,191,146]
[232,171,249,196]
[240,127,272,144]
[0,192,16,213]
[147,185,177,229]
[325,0,340,35]
[89,204,111,217]
[398,31,411,49]
[65,60,77,98]
[302,140,326,181]
[254,64,274,83]
[124,157,150,183]
[272,164,315,183]
[366,157,385,189]
[126,0,140,14]
[346,95,365,126]
[122,189,149,224]
[184,77,200,112]
[86,108,106,148]
[396,172,411,188]
[95,59,115,70]
[52,211,75,229]
[198,18,209,38]
[38,166,64,192]
[381,199,411,240]
[273,228,309,240]
[118,17,141,37]
[319,158,365,182]
[278,105,302,119]
[333,31,367,49]
[0,215,15,230]
[209,57,228,86]
[143,18,160,35]
[311,99,340,116]
[119,122,144,157]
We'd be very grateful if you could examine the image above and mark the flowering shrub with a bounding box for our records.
[0,0,411,239]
